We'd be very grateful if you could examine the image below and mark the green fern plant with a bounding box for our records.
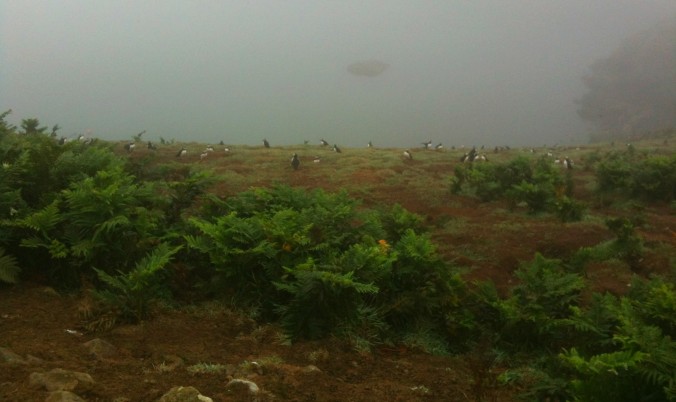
[13,166,166,285]
[0,247,20,284]
[274,259,379,339]
[502,253,585,350]
[93,243,182,322]
[554,279,676,402]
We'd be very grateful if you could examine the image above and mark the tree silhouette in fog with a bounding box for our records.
[577,17,676,141]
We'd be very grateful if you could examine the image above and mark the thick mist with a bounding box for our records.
[2,1,675,147]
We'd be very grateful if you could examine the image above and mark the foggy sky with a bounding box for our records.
[2,1,675,147]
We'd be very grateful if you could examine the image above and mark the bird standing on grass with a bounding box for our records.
[320,139,329,146]
[124,142,135,152]
[263,139,270,148]
[176,148,187,158]
[333,144,342,153]
[291,153,300,170]
[403,150,413,160]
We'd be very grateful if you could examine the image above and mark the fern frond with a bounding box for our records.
[0,247,20,284]
[18,201,62,232]
[93,215,131,240]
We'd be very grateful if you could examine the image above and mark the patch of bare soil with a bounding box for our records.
[1,285,509,402]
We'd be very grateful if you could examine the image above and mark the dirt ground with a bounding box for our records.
[2,144,674,401]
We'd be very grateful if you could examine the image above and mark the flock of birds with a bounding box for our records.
[56,130,576,171]
[128,136,576,171]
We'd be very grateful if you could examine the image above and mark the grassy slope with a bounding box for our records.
[124,138,675,296]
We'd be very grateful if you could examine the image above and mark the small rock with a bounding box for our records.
[25,354,45,365]
[0,346,26,364]
[45,390,86,402]
[83,338,117,360]
[302,365,321,373]
[41,287,61,297]
[160,354,184,371]
[158,386,213,402]
[226,378,260,394]
[29,368,95,392]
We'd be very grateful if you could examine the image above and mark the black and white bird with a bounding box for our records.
[564,157,573,169]
[176,148,187,158]
[435,143,443,151]
[200,151,208,161]
[204,145,214,152]
[147,141,157,150]
[320,139,329,146]
[263,139,270,148]
[333,144,342,153]
[461,146,478,162]
[313,156,321,163]
[124,142,135,152]
[291,153,300,170]
[368,141,373,148]
[403,149,413,160]
[422,140,433,149]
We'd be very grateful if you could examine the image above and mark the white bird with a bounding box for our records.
[200,151,208,161]
[403,150,413,160]
[176,148,187,157]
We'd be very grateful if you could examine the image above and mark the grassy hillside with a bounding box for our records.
[1,126,675,401]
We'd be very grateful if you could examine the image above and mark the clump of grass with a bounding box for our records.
[239,355,284,370]
[306,348,330,363]
[186,362,228,375]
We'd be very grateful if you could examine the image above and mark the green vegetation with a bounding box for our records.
[93,243,182,322]
[596,151,676,202]
[1,110,675,400]
[451,156,581,219]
